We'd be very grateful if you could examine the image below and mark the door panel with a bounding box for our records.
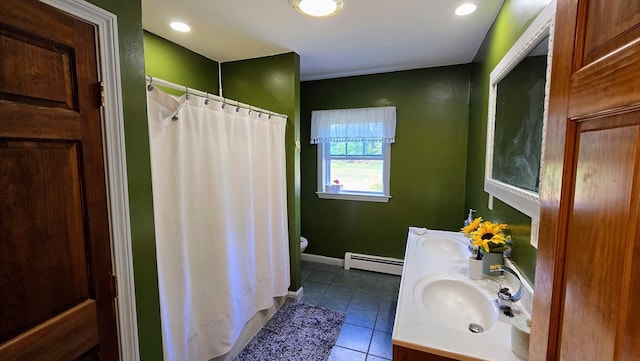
[559,118,640,360]
[0,26,76,109]
[569,39,640,119]
[0,0,118,359]
[0,141,90,342]
[532,0,640,359]
[1,301,100,361]
[582,1,640,64]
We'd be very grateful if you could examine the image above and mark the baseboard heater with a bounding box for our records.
[344,252,404,276]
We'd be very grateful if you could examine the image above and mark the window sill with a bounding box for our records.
[316,191,391,203]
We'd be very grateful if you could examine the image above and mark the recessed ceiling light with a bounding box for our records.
[291,0,344,18]
[455,3,477,16]
[170,21,191,32]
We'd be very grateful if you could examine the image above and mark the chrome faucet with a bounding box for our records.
[489,264,523,316]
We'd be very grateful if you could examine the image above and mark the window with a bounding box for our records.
[311,106,396,202]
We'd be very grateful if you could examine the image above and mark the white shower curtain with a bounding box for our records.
[146,87,290,361]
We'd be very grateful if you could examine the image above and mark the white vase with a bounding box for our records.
[468,257,483,280]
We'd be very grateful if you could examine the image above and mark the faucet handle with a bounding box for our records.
[496,287,515,317]
[498,287,511,299]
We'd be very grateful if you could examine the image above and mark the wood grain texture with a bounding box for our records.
[559,120,638,360]
[568,39,640,120]
[0,0,118,359]
[532,0,640,360]
[393,345,459,361]
[618,213,640,360]
[582,0,640,65]
[0,25,75,109]
[71,14,120,359]
[530,0,579,358]
[0,0,74,47]
[0,300,100,361]
[0,141,89,342]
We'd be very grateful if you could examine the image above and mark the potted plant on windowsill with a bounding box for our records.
[327,179,343,193]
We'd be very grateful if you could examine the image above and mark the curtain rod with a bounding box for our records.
[145,75,287,119]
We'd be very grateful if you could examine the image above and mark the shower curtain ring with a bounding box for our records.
[204,92,210,105]
[147,83,154,91]
[185,86,190,100]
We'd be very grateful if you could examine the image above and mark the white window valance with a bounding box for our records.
[310,106,397,144]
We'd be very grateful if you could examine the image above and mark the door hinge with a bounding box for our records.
[97,81,105,107]
[111,274,118,298]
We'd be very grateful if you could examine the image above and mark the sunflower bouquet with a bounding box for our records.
[461,217,510,255]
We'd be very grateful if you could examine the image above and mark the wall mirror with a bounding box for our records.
[485,1,556,248]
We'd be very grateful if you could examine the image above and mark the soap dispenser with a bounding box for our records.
[464,209,476,227]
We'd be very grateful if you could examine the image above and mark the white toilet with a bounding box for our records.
[300,236,308,253]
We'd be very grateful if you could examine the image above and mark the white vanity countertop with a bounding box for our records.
[392,227,530,361]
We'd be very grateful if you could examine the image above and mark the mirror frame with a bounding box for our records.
[485,1,556,248]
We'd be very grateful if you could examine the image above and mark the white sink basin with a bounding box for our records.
[417,235,470,260]
[413,275,498,333]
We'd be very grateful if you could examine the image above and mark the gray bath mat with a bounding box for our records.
[233,301,346,361]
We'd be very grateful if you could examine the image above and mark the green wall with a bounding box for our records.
[300,66,471,259]
[75,1,546,358]
[85,0,163,359]
[143,31,219,96]
[221,53,302,291]
[465,0,548,284]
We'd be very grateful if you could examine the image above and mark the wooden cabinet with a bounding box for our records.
[393,345,458,361]
[531,1,640,360]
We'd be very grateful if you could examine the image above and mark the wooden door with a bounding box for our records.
[532,0,640,360]
[0,0,119,359]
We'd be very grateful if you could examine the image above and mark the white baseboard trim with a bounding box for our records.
[300,253,344,267]
[344,252,404,275]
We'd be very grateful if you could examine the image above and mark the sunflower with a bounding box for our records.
[470,221,509,253]
[461,217,482,235]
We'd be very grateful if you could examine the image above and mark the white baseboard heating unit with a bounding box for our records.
[344,252,404,276]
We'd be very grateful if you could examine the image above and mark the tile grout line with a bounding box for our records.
[301,261,396,361]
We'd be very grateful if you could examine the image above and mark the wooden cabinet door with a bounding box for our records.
[532,1,640,360]
[0,0,119,359]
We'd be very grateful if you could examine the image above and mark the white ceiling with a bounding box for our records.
[142,0,504,81]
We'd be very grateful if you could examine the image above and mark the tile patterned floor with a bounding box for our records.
[300,260,400,361]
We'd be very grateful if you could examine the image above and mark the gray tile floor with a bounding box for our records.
[300,261,401,361]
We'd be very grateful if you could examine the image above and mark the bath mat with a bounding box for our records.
[233,301,346,361]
